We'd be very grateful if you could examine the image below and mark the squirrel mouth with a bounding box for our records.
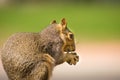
[63,46,75,54]
[64,51,75,54]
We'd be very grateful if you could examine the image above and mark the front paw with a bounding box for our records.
[43,54,55,65]
[66,53,79,65]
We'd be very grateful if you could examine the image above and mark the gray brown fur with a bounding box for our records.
[1,18,79,80]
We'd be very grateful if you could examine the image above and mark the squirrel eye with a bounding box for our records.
[68,33,74,40]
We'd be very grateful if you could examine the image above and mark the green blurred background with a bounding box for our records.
[0,0,120,80]
[0,0,120,45]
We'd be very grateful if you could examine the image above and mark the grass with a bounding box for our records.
[0,3,120,42]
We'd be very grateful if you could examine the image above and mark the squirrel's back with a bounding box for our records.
[1,32,41,56]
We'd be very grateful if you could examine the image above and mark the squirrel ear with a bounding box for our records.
[61,18,67,26]
[61,18,67,29]
[51,20,57,24]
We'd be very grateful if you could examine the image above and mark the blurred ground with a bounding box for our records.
[0,41,120,80]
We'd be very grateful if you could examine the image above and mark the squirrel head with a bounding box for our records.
[51,18,76,53]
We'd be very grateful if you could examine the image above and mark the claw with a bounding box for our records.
[71,52,77,55]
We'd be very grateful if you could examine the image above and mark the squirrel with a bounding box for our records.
[1,18,79,80]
